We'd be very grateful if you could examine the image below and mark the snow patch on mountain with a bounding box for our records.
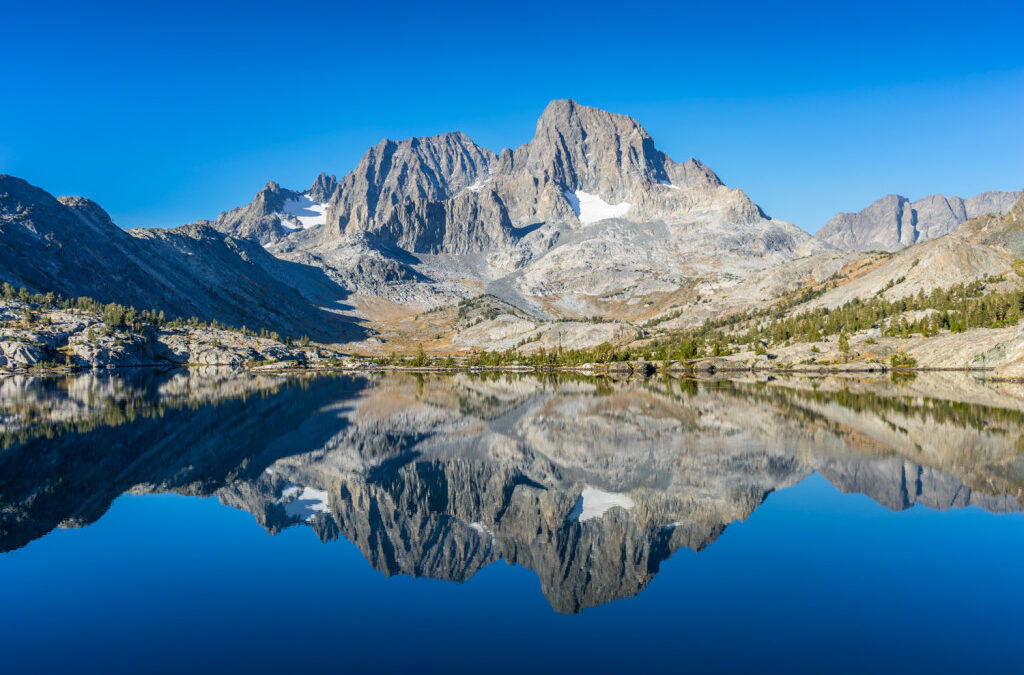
[277,484,330,521]
[279,195,328,229]
[567,486,635,522]
[564,190,631,225]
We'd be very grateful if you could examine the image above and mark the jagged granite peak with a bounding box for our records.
[308,172,339,203]
[793,188,1024,313]
[814,189,1023,252]
[204,180,305,245]
[224,99,813,319]
[323,131,499,241]
[503,98,674,200]
[490,99,725,227]
[308,98,795,262]
[205,173,349,246]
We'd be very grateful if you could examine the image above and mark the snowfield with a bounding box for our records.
[564,190,631,225]
[279,194,328,229]
[567,486,635,522]
[277,484,330,521]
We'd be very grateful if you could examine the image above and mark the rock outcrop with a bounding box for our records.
[0,300,334,371]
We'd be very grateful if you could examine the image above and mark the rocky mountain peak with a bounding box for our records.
[249,181,297,215]
[308,172,338,203]
[320,130,498,245]
[1,174,62,217]
[56,196,119,232]
[506,99,670,201]
[1,176,122,241]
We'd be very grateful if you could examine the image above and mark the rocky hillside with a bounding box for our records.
[0,175,362,341]
[813,190,1021,252]
[0,295,340,371]
[803,191,1024,309]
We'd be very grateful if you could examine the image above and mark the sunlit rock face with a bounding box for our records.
[2,371,1022,612]
[255,99,810,318]
[813,190,1023,252]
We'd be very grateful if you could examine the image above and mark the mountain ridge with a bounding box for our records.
[814,189,1022,252]
[0,174,363,341]
[2,99,1021,352]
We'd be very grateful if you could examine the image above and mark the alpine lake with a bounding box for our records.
[2,368,1023,674]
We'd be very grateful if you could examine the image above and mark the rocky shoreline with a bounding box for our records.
[7,359,1016,382]
[3,299,1022,380]
[0,301,341,373]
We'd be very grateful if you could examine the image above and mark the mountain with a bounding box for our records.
[813,190,1022,252]
[176,99,814,335]
[3,99,1020,351]
[0,175,362,341]
[320,131,505,253]
[204,173,338,246]
[254,99,812,323]
[799,191,1024,310]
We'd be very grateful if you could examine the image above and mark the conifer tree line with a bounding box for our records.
[428,274,1024,367]
[0,283,312,346]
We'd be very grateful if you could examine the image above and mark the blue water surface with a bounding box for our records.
[2,473,1021,675]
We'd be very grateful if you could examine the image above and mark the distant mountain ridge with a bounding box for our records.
[0,175,362,341]
[813,190,1022,252]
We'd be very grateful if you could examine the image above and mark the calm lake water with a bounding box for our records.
[1,369,1023,674]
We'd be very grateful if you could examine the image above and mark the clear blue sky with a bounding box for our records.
[2,0,1021,233]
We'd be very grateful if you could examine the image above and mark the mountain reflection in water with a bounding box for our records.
[1,369,1023,614]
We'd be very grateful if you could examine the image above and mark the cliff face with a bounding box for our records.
[320,132,503,253]
[2,371,1021,613]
